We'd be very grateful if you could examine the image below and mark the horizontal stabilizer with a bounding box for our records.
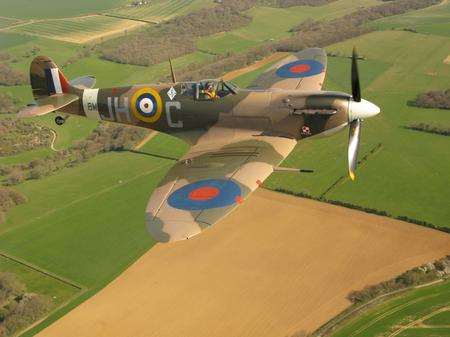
[18,93,79,118]
[70,75,96,89]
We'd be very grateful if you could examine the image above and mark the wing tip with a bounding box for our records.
[146,213,202,243]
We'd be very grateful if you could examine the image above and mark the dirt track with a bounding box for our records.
[37,189,450,337]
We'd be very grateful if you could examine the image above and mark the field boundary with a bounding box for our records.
[319,143,383,199]
[0,251,84,290]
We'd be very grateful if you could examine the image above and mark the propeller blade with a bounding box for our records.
[351,47,361,102]
[348,118,361,181]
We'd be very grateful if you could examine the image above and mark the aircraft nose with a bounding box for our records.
[349,99,381,121]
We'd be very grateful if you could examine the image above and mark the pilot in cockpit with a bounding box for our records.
[202,81,217,100]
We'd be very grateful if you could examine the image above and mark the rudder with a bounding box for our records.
[30,56,71,99]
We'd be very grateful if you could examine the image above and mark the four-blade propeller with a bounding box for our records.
[347,47,380,181]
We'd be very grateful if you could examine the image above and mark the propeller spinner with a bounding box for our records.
[347,48,380,181]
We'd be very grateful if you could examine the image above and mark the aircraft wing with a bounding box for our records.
[252,48,327,91]
[146,131,296,242]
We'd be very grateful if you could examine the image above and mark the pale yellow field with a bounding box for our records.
[37,189,450,337]
[9,15,147,44]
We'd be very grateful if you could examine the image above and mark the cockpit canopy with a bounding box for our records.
[180,79,238,101]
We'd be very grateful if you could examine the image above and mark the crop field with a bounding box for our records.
[0,0,127,19]
[10,15,146,44]
[31,190,450,337]
[106,0,214,23]
[330,280,450,337]
[369,0,450,37]
[197,0,381,54]
[0,17,22,29]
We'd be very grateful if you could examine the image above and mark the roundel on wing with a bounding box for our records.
[276,59,324,78]
[130,87,163,123]
[167,179,242,211]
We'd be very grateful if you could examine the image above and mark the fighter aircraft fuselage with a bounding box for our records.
[60,80,351,142]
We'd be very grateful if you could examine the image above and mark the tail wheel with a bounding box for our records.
[55,116,65,126]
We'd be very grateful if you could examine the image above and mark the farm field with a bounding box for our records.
[10,15,146,44]
[106,0,214,23]
[369,0,450,37]
[0,17,22,29]
[62,51,214,87]
[0,1,448,336]
[196,0,381,54]
[0,133,187,335]
[33,189,450,337]
[263,30,450,229]
[330,280,450,337]
[0,0,128,19]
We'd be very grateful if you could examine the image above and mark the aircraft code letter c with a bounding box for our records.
[165,101,183,128]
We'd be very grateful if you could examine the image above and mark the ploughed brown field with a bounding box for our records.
[37,189,450,337]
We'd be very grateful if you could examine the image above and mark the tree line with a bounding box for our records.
[0,188,27,225]
[0,119,52,156]
[0,272,51,336]
[415,89,450,109]
[347,255,450,304]
[406,122,450,136]
[0,64,27,87]
[1,123,147,187]
[0,93,19,114]
[99,5,251,66]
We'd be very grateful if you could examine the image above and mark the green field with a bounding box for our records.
[423,309,450,325]
[0,256,80,307]
[0,0,128,19]
[330,280,450,337]
[106,0,214,23]
[197,0,381,54]
[369,1,450,37]
[35,114,99,150]
[0,133,187,334]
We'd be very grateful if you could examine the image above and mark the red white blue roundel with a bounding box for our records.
[130,87,162,123]
[136,93,157,117]
[276,59,324,78]
[168,179,242,211]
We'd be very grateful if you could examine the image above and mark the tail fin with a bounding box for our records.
[19,56,79,118]
[30,56,71,99]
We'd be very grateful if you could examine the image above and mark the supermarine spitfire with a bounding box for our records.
[19,48,380,242]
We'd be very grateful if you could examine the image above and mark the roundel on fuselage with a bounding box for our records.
[130,87,163,123]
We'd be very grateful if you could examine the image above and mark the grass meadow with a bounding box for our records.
[330,280,450,337]
[0,133,188,335]
[369,1,450,38]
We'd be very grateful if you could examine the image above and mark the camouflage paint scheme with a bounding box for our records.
[22,48,354,242]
